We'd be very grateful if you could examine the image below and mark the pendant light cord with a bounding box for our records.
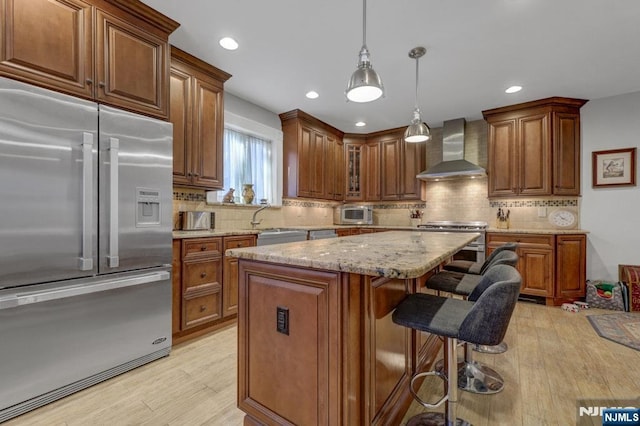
[362,0,367,48]
[414,56,419,110]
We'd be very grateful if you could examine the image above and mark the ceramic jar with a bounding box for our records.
[242,184,255,204]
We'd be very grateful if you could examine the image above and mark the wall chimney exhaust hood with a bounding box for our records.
[416,117,486,180]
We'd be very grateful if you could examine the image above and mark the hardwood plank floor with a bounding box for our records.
[5,303,639,425]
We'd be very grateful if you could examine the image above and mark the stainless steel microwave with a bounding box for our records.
[334,205,373,225]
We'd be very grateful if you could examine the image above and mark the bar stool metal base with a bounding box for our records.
[434,360,504,394]
[406,412,471,426]
[473,342,508,354]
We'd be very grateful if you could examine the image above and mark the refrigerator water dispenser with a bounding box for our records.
[136,188,161,227]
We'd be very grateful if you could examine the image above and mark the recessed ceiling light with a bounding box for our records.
[505,85,522,94]
[355,121,366,127]
[219,37,239,51]
[305,91,319,99]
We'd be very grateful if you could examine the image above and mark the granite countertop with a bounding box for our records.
[486,228,589,234]
[226,230,479,279]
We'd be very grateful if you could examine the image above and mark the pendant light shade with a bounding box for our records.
[345,0,384,103]
[404,47,430,143]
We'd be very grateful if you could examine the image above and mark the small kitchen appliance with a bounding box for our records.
[334,205,373,225]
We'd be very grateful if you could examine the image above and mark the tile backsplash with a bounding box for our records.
[173,183,581,230]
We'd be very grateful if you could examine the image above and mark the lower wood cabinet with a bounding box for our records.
[172,234,256,344]
[486,232,586,305]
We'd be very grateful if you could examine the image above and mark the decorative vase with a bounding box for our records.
[242,184,255,204]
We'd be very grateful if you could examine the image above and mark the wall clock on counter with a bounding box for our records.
[548,209,578,229]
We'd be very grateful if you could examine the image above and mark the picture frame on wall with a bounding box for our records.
[592,147,637,187]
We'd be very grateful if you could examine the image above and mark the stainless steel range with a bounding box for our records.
[417,221,487,263]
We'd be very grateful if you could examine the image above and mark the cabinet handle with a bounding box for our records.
[200,272,206,278]
[86,78,93,85]
[200,305,207,312]
[98,81,105,88]
[193,173,200,177]
[200,246,207,251]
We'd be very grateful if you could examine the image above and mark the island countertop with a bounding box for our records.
[226,230,479,279]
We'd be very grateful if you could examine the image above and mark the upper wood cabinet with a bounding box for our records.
[280,109,344,200]
[482,97,587,197]
[364,128,426,201]
[0,0,179,119]
[344,136,366,201]
[170,46,231,190]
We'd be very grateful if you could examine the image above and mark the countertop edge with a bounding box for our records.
[227,231,478,279]
[486,228,589,234]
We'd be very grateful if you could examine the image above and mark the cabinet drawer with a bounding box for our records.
[487,233,553,248]
[224,236,256,250]
[183,290,221,329]
[183,259,221,290]
[182,237,222,259]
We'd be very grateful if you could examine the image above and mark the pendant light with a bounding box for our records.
[345,0,384,103]
[404,47,431,142]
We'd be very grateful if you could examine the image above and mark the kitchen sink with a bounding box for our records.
[256,228,308,246]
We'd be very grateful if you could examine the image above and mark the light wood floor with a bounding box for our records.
[5,303,640,426]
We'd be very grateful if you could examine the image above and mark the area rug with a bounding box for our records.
[587,312,640,351]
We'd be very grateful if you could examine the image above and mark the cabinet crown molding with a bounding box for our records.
[171,46,232,83]
[103,0,180,34]
[482,96,588,119]
[279,109,344,137]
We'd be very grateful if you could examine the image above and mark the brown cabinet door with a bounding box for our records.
[365,142,381,200]
[191,77,224,189]
[401,139,425,199]
[0,0,93,98]
[326,135,344,200]
[345,141,364,201]
[95,9,168,118]
[519,247,554,297]
[555,234,586,298]
[297,124,313,197]
[553,112,581,195]
[518,113,552,196]
[169,66,192,185]
[487,119,518,197]
[380,137,401,200]
[310,131,326,198]
[223,235,256,317]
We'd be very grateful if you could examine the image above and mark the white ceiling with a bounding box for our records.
[142,0,640,133]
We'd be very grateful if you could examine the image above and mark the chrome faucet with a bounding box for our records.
[251,204,270,229]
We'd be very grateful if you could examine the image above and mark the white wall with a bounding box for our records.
[581,91,640,280]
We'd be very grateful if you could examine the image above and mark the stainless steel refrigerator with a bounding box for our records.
[0,77,173,422]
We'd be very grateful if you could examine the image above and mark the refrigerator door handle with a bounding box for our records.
[0,271,170,310]
[79,132,94,271]
[107,137,119,268]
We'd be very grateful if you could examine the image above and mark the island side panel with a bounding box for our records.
[237,260,341,425]
[366,275,415,425]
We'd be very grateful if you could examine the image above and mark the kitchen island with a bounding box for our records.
[226,231,478,426]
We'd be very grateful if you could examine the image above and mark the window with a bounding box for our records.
[222,128,272,203]
[214,111,283,205]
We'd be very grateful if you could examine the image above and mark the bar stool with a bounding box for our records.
[444,242,518,355]
[393,265,521,426]
[426,250,519,394]
[443,242,518,274]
